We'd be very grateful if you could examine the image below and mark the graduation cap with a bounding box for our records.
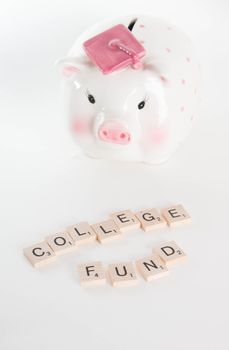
[83,24,146,74]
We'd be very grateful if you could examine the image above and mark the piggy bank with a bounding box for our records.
[58,15,199,164]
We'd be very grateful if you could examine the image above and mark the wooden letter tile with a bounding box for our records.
[136,254,169,281]
[153,241,187,266]
[108,262,137,287]
[78,261,106,286]
[67,222,97,246]
[110,210,140,233]
[135,208,166,232]
[23,241,56,268]
[45,231,76,255]
[91,220,121,243]
[161,204,191,227]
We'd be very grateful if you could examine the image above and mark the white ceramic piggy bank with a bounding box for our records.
[59,15,199,164]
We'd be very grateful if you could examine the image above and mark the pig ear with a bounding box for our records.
[55,55,92,79]
[142,56,168,84]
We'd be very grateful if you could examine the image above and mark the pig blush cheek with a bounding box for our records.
[71,119,90,134]
[148,127,169,145]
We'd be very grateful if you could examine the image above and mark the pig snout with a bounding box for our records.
[98,121,131,145]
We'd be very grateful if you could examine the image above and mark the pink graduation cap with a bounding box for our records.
[83,24,146,74]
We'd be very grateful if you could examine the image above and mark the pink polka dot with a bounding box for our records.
[139,24,145,28]
[160,75,167,82]
[166,48,171,53]
[182,79,186,85]
[180,106,184,112]
[186,57,191,63]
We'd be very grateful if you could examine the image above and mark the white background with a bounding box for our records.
[1,1,229,349]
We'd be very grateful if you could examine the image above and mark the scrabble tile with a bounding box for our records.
[67,222,97,246]
[136,254,169,281]
[110,210,140,233]
[78,261,106,286]
[135,208,167,232]
[108,262,137,287]
[161,204,191,227]
[153,241,187,266]
[23,241,56,268]
[45,231,76,255]
[91,220,121,243]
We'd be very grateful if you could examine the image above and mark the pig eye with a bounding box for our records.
[88,94,96,104]
[138,100,145,109]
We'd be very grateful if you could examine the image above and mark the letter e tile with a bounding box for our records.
[110,210,140,233]
[161,204,191,227]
